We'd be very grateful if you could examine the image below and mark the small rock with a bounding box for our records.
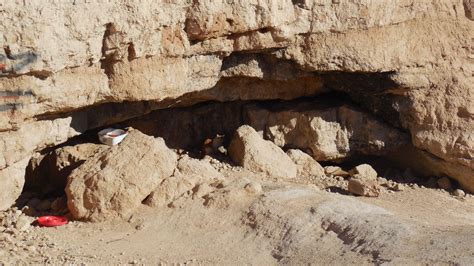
[286,149,326,177]
[14,215,32,231]
[217,146,227,155]
[202,139,214,155]
[348,175,380,197]
[349,164,378,180]
[393,183,404,191]
[244,182,262,194]
[0,233,12,243]
[13,209,22,219]
[1,213,14,228]
[202,134,225,155]
[453,189,465,197]
[324,166,349,177]
[21,206,37,217]
[5,228,19,235]
[437,177,452,190]
[135,223,145,230]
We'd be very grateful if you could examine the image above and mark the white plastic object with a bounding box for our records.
[98,128,128,146]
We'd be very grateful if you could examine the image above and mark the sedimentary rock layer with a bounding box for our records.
[0,0,473,210]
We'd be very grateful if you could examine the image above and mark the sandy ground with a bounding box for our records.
[1,167,474,265]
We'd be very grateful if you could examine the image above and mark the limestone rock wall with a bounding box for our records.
[0,0,473,209]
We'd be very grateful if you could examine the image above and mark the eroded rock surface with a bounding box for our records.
[0,158,29,211]
[144,155,222,207]
[229,125,297,179]
[246,102,408,161]
[0,0,473,212]
[286,149,325,178]
[65,130,177,222]
[347,164,380,197]
[244,187,413,264]
[26,143,107,196]
[244,186,474,264]
[348,177,380,197]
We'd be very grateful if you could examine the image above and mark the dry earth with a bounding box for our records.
[1,157,474,265]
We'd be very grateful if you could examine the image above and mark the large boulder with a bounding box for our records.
[245,103,407,161]
[349,164,378,179]
[65,130,177,222]
[228,125,297,179]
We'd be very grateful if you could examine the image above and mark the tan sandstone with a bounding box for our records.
[286,149,326,178]
[229,125,297,179]
[144,155,223,207]
[65,130,177,222]
[0,0,472,212]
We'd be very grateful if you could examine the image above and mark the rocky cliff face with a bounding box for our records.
[0,0,473,210]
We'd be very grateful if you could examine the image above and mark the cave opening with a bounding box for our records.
[16,84,454,218]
